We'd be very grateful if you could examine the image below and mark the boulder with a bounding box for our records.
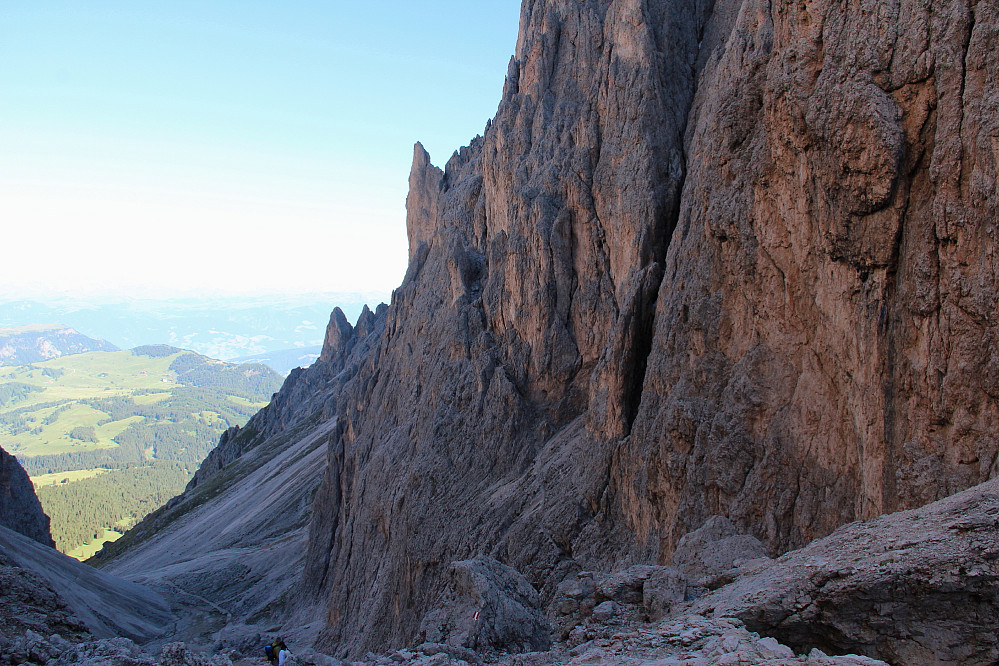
[418,556,551,653]
[693,479,999,665]
[550,565,688,638]
[595,565,665,604]
[641,567,687,620]
[670,516,771,586]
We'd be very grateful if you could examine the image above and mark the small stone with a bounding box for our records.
[591,601,618,622]
[757,636,794,658]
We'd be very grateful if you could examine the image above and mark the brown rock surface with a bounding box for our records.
[618,0,999,557]
[295,0,998,657]
[97,0,998,660]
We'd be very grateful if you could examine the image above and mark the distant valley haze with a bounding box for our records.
[0,293,377,370]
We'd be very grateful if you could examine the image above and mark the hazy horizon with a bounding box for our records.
[0,291,385,362]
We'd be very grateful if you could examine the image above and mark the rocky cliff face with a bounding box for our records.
[618,0,999,560]
[0,445,55,548]
[296,0,997,657]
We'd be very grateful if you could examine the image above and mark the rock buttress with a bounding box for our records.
[304,0,998,657]
[305,0,709,656]
[0,445,56,548]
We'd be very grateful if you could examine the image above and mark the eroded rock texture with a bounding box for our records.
[418,556,551,653]
[0,445,55,548]
[305,0,712,655]
[694,478,999,665]
[619,0,999,562]
[294,0,996,657]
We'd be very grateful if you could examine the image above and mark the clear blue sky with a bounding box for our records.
[0,2,521,298]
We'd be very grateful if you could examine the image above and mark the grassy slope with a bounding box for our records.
[0,349,279,558]
[0,351,179,456]
[31,468,110,487]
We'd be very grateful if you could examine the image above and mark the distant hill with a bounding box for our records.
[231,345,322,375]
[0,346,283,558]
[0,294,386,360]
[0,325,118,366]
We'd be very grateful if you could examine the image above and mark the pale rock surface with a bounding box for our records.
[0,555,92,660]
[98,306,389,650]
[0,525,173,643]
[418,556,551,653]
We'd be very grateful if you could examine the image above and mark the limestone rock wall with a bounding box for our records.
[0,445,55,548]
[618,0,999,556]
[304,1,715,655]
[296,0,997,657]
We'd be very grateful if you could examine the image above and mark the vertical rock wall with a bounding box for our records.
[0,445,55,548]
[619,0,999,556]
[301,0,998,656]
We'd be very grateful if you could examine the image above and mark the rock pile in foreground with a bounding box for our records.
[275,476,992,665]
[7,470,997,666]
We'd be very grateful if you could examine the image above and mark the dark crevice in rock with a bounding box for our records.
[623,264,666,434]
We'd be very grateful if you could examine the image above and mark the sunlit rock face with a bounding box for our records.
[293,0,998,657]
[620,0,999,556]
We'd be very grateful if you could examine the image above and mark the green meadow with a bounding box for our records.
[0,346,282,558]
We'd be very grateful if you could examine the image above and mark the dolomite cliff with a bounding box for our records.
[0,444,55,548]
[300,0,998,657]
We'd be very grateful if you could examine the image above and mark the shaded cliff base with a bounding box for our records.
[6,475,998,665]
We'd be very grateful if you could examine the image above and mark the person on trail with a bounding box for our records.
[278,641,294,666]
[265,638,286,665]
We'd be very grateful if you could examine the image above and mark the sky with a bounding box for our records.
[0,2,522,300]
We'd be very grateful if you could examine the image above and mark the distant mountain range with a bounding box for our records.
[0,324,118,365]
[230,345,322,375]
[0,294,386,364]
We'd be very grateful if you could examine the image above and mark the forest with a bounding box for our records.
[36,461,193,553]
[0,347,283,556]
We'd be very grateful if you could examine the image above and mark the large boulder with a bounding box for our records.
[693,479,999,666]
[669,516,771,586]
[550,565,688,639]
[418,556,551,653]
